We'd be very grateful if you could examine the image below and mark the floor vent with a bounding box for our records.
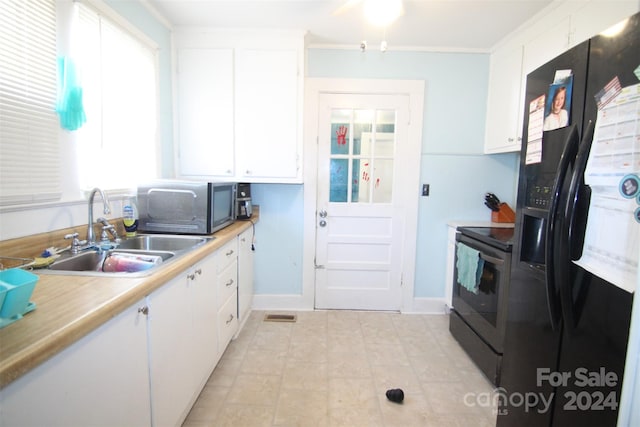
[264,313,297,322]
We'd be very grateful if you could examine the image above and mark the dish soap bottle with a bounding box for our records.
[122,198,139,238]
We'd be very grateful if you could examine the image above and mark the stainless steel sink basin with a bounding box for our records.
[40,234,213,277]
[116,234,211,252]
[43,249,175,277]
[49,250,174,271]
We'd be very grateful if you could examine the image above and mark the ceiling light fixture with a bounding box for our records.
[363,0,404,27]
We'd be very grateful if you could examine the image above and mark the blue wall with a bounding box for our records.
[252,49,518,300]
[103,0,519,302]
[251,184,304,295]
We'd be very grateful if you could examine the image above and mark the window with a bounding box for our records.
[75,2,159,191]
[329,109,396,203]
[0,0,59,206]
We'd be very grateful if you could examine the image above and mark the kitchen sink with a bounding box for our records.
[42,249,175,277]
[49,250,174,271]
[116,234,212,252]
[40,235,213,277]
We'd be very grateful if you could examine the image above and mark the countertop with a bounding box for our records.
[0,217,257,389]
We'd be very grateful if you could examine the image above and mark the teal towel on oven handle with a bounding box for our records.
[456,242,484,294]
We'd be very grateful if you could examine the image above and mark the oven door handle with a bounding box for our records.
[480,253,503,266]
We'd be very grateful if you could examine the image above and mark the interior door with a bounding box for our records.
[315,93,409,311]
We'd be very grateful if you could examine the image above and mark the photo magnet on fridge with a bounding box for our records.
[543,74,573,131]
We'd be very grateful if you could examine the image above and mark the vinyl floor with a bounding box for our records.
[182,310,497,427]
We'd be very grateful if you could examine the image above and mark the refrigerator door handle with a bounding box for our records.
[545,125,580,330]
[561,120,596,331]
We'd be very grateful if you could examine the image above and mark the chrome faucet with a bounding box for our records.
[87,188,111,245]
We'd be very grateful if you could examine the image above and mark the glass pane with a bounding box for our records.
[375,110,396,157]
[353,110,373,156]
[352,159,370,203]
[331,109,351,155]
[374,132,395,157]
[372,159,394,203]
[330,159,348,202]
[376,110,395,132]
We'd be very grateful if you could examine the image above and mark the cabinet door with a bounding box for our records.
[148,254,219,427]
[147,274,194,427]
[522,15,571,76]
[484,44,524,154]
[235,48,300,181]
[177,48,235,178]
[238,227,254,325]
[0,302,151,427]
[191,255,219,381]
[570,1,639,48]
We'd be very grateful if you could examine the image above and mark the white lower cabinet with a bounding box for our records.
[215,238,239,356]
[1,234,253,427]
[147,254,218,427]
[191,256,219,384]
[0,300,152,427]
[237,227,254,331]
[218,288,239,353]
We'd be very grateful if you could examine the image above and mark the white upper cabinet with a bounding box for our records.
[177,48,235,177]
[175,30,305,183]
[570,0,640,48]
[235,48,300,180]
[484,1,639,154]
[521,15,572,77]
[484,44,524,154]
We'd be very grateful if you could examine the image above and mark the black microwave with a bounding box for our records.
[137,180,236,235]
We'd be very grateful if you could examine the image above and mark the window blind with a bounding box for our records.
[0,0,60,205]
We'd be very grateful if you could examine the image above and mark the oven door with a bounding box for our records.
[452,233,511,353]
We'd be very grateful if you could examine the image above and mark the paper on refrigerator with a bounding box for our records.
[525,95,545,165]
[574,83,640,293]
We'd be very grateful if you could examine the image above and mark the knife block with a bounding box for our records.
[491,203,515,223]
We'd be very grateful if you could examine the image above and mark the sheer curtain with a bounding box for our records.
[75,2,159,191]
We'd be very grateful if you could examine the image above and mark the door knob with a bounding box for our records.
[319,219,327,227]
[319,210,327,218]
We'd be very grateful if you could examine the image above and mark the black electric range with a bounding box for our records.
[457,226,514,252]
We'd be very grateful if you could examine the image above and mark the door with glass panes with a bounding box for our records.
[315,93,409,310]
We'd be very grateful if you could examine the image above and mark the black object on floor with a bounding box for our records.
[385,388,404,403]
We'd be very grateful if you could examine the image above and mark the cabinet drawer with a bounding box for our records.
[218,290,238,352]
[217,259,237,309]
[216,239,238,272]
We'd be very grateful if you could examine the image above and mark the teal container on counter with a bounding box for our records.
[0,268,38,324]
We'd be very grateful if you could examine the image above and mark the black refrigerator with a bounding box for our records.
[497,12,639,427]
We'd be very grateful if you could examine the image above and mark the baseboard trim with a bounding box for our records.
[402,297,449,314]
[251,294,312,311]
[251,294,449,314]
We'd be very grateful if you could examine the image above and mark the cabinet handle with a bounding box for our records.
[187,268,203,280]
[226,249,234,256]
[226,279,234,287]
[226,314,234,324]
[138,306,149,315]
[508,137,514,142]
